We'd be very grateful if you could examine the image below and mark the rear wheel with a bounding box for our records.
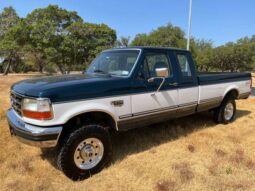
[214,98,236,124]
[57,124,112,180]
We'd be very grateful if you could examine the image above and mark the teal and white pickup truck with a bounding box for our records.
[7,47,252,180]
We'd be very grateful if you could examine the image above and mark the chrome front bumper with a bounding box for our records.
[7,109,62,148]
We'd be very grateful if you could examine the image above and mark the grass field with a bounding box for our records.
[0,75,255,191]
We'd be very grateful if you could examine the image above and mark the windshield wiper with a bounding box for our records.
[93,69,107,74]
[92,69,112,77]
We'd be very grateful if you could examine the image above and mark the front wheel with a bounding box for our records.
[57,124,112,180]
[214,98,236,124]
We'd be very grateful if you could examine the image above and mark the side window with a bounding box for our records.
[176,54,192,77]
[141,52,172,79]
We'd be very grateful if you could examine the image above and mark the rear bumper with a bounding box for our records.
[7,109,62,148]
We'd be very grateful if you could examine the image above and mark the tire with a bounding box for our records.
[57,124,112,180]
[213,98,236,124]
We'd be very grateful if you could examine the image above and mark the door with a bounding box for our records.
[174,51,199,116]
[131,50,178,120]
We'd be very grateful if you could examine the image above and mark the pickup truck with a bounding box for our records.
[7,47,252,180]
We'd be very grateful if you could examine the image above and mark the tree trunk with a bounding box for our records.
[38,64,43,73]
[34,53,44,73]
[36,59,44,73]
[57,64,65,74]
[67,64,72,74]
[3,58,12,75]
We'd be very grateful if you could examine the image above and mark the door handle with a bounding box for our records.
[169,82,178,86]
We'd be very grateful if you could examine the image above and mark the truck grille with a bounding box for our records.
[10,91,23,116]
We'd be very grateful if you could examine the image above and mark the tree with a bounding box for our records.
[82,23,116,65]
[1,7,254,74]
[0,7,19,38]
[25,5,83,73]
[131,23,186,48]
[210,40,255,72]
[25,5,116,73]
[0,7,26,75]
[45,21,116,73]
[192,39,213,71]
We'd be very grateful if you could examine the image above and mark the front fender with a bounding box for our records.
[57,102,116,125]
[23,99,117,127]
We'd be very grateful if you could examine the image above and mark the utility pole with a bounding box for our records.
[187,0,193,50]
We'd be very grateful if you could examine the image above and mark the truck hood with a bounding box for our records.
[12,74,131,103]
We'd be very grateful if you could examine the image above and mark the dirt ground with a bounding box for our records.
[0,75,255,191]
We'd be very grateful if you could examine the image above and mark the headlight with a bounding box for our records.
[22,98,53,120]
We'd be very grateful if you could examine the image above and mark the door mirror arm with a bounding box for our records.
[147,77,166,95]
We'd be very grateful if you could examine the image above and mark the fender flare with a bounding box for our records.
[64,109,118,130]
[222,85,239,100]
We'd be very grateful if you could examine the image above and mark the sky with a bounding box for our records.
[0,0,255,46]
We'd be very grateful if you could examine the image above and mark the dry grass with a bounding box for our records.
[1,75,255,191]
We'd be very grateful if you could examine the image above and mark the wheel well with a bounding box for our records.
[59,111,117,142]
[66,111,116,130]
[224,89,239,100]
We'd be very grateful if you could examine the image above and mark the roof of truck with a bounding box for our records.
[105,46,190,52]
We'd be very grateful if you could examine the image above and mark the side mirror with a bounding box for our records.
[155,68,169,78]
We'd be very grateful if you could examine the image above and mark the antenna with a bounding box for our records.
[187,0,193,50]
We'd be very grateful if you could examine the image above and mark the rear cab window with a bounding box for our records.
[177,54,192,77]
[174,51,198,85]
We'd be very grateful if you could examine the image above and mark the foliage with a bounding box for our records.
[0,5,116,74]
[131,23,186,48]
[191,39,213,71]
[210,40,255,72]
[25,5,83,73]
[0,7,28,75]
[45,21,116,73]
[0,6,254,74]
[0,7,19,38]
[131,23,255,72]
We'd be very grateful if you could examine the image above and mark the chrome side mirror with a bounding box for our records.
[155,68,169,78]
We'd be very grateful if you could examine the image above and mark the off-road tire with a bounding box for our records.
[57,124,112,180]
[213,98,236,124]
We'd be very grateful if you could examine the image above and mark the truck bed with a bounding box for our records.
[198,72,251,85]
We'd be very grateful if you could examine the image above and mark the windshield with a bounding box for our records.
[86,50,140,76]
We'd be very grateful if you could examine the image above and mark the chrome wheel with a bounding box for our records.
[74,138,104,170]
[224,102,234,121]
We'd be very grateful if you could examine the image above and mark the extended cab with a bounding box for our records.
[7,47,252,180]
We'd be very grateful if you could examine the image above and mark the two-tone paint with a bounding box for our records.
[8,47,252,147]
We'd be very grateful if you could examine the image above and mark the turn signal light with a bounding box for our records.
[22,110,53,120]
